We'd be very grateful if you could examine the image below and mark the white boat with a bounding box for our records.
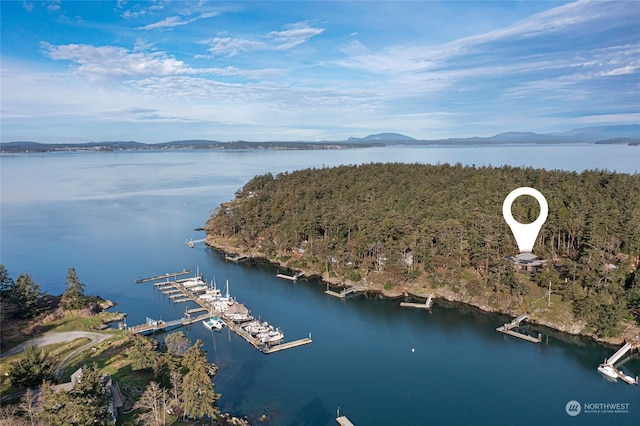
[597,364,618,381]
[182,277,206,288]
[212,299,230,312]
[191,285,208,292]
[202,315,225,331]
[227,311,253,323]
[218,280,232,303]
[259,328,284,345]
[199,280,223,300]
[243,321,272,336]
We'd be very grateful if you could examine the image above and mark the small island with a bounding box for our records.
[204,163,640,343]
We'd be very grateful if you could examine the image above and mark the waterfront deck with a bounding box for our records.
[225,253,248,263]
[400,293,433,309]
[325,285,366,299]
[496,313,542,344]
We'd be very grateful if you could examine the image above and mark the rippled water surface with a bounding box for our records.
[1,145,639,425]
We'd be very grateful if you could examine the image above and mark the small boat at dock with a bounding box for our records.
[243,321,272,336]
[225,311,253,323]
[203,315,225,331]
[597,363,618,381]
[182,277,206,288]
[259,328,284,345]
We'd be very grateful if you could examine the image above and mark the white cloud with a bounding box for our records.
[139,9,218,30]
[41,43,193,79]
[199,37,264,57]
[140,16,193,30]
[267,22,324,50]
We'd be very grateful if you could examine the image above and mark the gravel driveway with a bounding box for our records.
[1,331,111,359]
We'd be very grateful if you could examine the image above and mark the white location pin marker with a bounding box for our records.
[502,187,548,253]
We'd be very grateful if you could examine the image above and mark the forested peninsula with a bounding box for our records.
[205,163,640,343]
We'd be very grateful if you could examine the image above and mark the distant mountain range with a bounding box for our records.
[347,132,416,142]
[1,125,637,153]
[346,125,640,145]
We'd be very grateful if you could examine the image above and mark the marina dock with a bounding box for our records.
[130,272,312,354]
[496,313,542,344]
[400,293,433,309]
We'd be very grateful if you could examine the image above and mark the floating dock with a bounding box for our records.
[401,293,433,309]
[496,313,542,344]
[598,342,639,385]
[325,285,366,299]
[135,270,190,284]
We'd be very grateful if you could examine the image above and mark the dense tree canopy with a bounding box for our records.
[205,163,640,337]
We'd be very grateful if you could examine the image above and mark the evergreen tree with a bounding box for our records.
[61,267,87,310]
[40,381,74,425]
[8,345,54,389]
[40,365,113,426]
[0,264,13,297]
[10,274,42,319]
[0,264,15,321]
[181,340,219,421]
[127,334,159,371]
[67,365,112,425]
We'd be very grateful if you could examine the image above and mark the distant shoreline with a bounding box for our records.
[2,131,639,154]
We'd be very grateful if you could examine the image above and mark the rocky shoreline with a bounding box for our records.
[205,236,640,349]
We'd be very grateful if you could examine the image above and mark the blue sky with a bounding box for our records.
[1,0,638,143]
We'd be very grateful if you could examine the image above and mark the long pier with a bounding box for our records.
[127,313,210,335]
[131,273,312,354]
[135,270,190,284]
[496,313,542,344]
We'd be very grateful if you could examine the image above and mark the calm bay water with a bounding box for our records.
[1,144,639,425]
